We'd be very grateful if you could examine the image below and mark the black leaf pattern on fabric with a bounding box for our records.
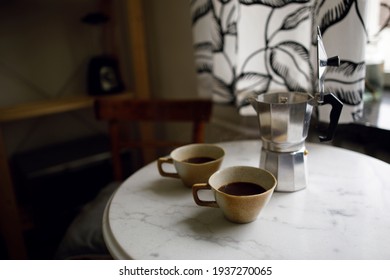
[239,0,310,7]
[211,14,224,52]
[328,87,363,106]
[312,0,356,43]
[326,60,365,77]
[236,72,271,93]
[270,42,312,91]
[212,76,235,103]
[224,2,238,36]
[194,43,213,73]
[281,6,311,30]
[226,22,237,35]
[235,73,271,107]
[323,60,365,105]
[191,0,213,24]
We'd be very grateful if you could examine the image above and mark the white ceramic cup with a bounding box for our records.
[193,166,277,223]
[157,143,224,187]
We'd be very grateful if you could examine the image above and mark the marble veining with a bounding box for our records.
[103,140,390,259]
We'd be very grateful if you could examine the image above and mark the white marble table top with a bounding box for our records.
[102,140,390,259]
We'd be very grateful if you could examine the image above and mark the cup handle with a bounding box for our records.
[192,183,219,208]
[157,157,180,178]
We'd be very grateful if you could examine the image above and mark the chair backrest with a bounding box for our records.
[95,95,213,181]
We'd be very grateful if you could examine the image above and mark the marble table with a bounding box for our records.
[102,140,390,259]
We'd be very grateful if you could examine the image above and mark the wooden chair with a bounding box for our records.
[56,96,212,259]
[94,95,213,181]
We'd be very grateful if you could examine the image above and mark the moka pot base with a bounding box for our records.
[260,146,308,192]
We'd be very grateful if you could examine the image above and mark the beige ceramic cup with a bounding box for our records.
[192,166,277,223]
[157,143,224,187]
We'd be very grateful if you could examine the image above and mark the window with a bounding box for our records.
[367,0,390,86]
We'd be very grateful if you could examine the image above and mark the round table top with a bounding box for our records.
[102,140,390,259]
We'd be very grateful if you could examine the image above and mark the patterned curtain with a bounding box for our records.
[190,0,368,123]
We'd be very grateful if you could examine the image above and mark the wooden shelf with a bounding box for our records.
[0,96,95,123]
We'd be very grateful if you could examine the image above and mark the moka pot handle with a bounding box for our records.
[318,93,343,142]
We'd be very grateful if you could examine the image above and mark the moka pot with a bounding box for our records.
[248,27,343,192]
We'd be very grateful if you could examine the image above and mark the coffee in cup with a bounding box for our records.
[192,166,277,223]
[157,143,224,187]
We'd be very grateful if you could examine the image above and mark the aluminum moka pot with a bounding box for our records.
[248,27,343,192]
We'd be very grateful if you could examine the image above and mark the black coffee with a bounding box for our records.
[218,182,267,196]
[183,157,215,164]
